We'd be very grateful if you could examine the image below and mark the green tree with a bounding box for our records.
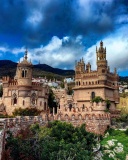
[48,89,57,113]
[5,121,97,160]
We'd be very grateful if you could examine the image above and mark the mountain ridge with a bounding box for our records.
[0,60,75,79]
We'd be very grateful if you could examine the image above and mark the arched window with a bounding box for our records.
[23,100,25,106]
[40,101,42,106]
[44,102,46,110]
[22,70,24,77]
[69,104,72,111]
[12,93,17,105]
[25,70,27,77]
[31,93,37,105]
[83,104,85,109]
[91,92,95,100]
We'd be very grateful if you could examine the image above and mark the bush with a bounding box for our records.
[92,96,103,103]
[12,107,41,116]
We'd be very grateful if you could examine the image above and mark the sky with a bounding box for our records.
[0,0,128,76]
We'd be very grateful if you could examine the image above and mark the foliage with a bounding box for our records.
[92,96,103,103]
[48,89,57,112]
[0,114,14,118]
[5,121,97,160]
[12,107,41,116]
[101,129,128,160]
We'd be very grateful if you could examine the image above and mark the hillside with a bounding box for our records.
[0,60,75,79]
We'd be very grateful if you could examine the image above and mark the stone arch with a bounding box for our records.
[72,114,75,120]
[85,114,89,120]
[78,114,82,120]
[92,114,96,120]
[65,114,69,121]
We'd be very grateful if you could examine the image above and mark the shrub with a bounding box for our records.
[12,107,41,116]
[92,96,103,103]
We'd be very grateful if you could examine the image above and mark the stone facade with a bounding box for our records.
[1,50,49,115]
[53,41,120,134]
[73,41,119,110]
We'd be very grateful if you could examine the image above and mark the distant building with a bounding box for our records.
[0,50,49,115]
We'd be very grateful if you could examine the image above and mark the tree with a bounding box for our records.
[48,89,57,113]
[5,121,97,160]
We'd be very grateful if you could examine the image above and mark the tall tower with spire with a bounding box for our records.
[96,41,107,73]
[16,49,33,87]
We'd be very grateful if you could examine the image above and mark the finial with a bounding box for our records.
[24,48,28,60]
[100,41,103,47]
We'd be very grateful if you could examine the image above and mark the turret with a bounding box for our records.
[96,41,108,74]
[75,58,85,73]
[16,49,33,87]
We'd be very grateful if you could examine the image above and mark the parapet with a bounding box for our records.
[2,76,10,82]
[92,101,106,111]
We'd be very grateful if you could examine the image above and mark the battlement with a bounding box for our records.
[2,76,10,82]
[92,102,106,111]
[32,82,42,86]
[9,79,18,86]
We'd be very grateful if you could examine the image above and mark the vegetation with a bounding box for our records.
[5,121,97,160]
[101,128,128,160]
[12,107,41,116]
[92,96,103,103]
[48,89,58,113]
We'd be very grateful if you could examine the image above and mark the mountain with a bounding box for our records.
[0,60,75,79]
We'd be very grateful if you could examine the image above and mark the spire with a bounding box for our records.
[100,41,103,47]
[24,48,28,60]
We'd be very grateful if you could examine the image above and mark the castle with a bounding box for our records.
[0,50,49,115]
[53,41,120,134]
[0,41,120,135]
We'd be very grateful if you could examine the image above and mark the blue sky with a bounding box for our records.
[0,0,128,76]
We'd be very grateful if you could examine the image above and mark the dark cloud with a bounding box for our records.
[0,0,128,48]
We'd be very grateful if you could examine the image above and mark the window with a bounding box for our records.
[12,93,17,105]
[31,93,37,105]
[22,70,27,78]
[69,104,72,111]
[23,100,25,106]
[91,92,95,100]
[22,70,24,77]
[44,102,46,110]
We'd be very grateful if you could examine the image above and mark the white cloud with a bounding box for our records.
[26,10,42,26]
[84,25,128,72]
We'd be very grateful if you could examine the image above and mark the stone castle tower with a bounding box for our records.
[73,41,119,110]
[15,49,33,87]
[1,50,49,115]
